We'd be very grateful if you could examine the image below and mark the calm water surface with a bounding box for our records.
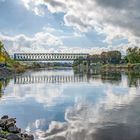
[1,69,140,140]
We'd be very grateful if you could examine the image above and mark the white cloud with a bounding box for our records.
[0,30,63,54]
[0,31,131,55]
[33,7,45,16]
[21,0,46,16]
[43,27,56,33]
[21,0,140,46]
[0,29,110,54]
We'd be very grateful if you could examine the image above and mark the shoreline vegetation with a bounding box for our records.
[99,63,140,71]
[73,47,140,71]
[0,41,28,76]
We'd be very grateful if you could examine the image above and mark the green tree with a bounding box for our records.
[101,52,108,64]
[101,51,121,64]
[107,51,121,64]
[73,57,85,66]
[126,47,140,63]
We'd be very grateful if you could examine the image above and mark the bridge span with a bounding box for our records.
[14,53,89,61]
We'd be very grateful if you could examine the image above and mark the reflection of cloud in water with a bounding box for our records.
[1,83,65,107]
[2,74,122,108]
[35,87,140,140]
[1,70,140,140]
[26,119,50,132]
[25,70,74,76]
[31,86,65,107]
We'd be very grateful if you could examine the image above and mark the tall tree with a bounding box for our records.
[107,51,121,64]
[101,52,108,64]
[126,47,140,63]
[101,51,121,64]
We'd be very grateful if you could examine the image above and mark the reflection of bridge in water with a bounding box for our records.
[14,75,89,84]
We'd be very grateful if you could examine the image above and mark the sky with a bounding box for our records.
[0,0,139,55]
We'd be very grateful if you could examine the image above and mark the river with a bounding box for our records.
[0,68,140,140]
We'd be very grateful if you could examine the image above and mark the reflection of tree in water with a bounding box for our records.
[73,68,140,87]
[100,71,122,85]
[74,68,122,85]
[0,78,10,98]
[126,71,140,87]
[0,81,2,98]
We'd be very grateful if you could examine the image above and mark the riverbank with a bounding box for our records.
[0,115,34,140]
[101,63,140,71]
[0,65,73,79]
[73,63,140,72]
[0,65,27,79]
[0,67,15,79]
[0,61,27,79]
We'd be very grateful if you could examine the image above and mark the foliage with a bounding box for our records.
[101,51,121,64]
[86,51,121,64]
[126,47,140,63]
[0,130,11,135]
[0,41,4,53]
[0,82,2,98]
[0,54,5,63]
[32,62,41,68]
[0,41,5,63]
[0,41,27,73]
[73,57,86,66]
[88,54,101,63]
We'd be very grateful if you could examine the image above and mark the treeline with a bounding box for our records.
[30,62,72,68]
[125,47,140,63]
[73,47,140,69]
[89,50,122,64]
[88,47,140,64]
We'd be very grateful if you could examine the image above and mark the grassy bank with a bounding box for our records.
[0,57,28,74]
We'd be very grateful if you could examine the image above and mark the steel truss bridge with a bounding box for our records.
[14,53,89,61]
[14,75,89,84]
